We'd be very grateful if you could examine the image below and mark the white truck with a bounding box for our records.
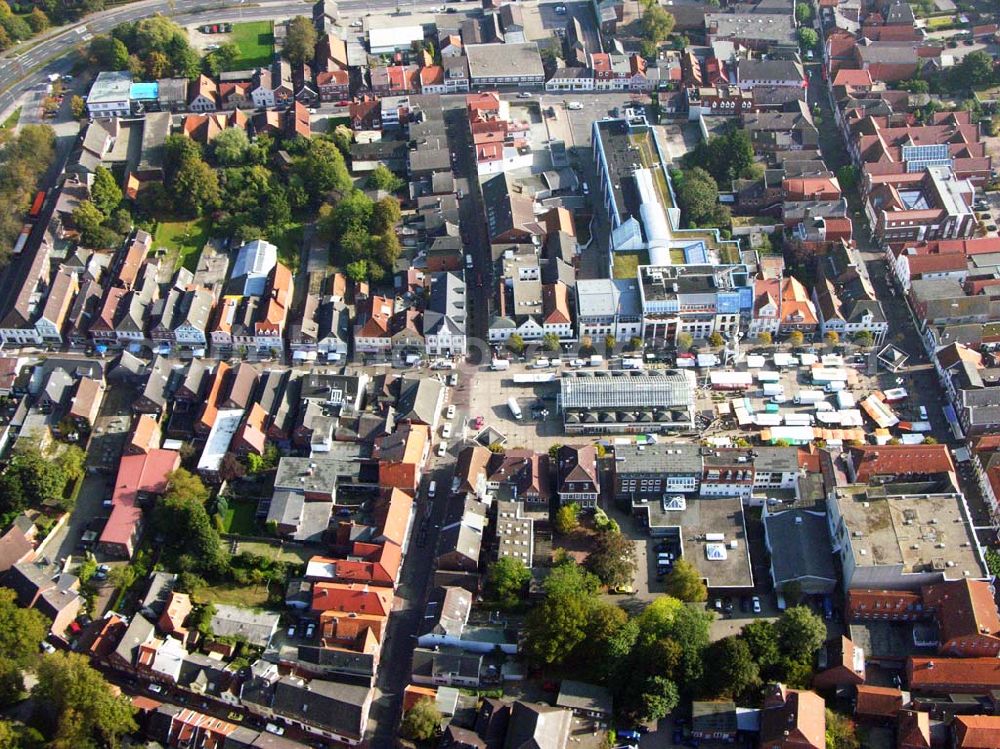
[507,397,523,420]
[762,383,784,397]
[621,358,642,370]
[794,390,825,405]
[589,354,604,366]
[491,358,510,371]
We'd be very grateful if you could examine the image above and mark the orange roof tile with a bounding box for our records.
[953,715,1000,749]
[854,685,903,718]
[312,582,393,616]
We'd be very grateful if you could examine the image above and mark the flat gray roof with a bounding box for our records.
[641,496,753,589]
[465,42,544,80]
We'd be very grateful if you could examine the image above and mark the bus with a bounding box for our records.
[12,225,31,256]
[28,190,46,221]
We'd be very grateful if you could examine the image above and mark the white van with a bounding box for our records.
[428,481,437,498]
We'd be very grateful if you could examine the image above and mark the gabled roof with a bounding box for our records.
[312,582,393,616]
[849,444,955,482]
[921,578,1000,645]
[953,715,1000,749]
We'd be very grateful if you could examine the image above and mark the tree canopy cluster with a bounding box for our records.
[639,0,675,59]
[527,560,828,721]
[318,188,403,283]
[32,651,137,748]
[0,125,55,265]
[284,16,318,67]
[683,125,756,186]
[0,1,48,51]
[154,468,231,577]
[105,16,201,79]
[0,444,85,525]
[73,165,132,249]
[673,167,731,229]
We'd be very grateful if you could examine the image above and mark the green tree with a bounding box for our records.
[788,330,805,346]
[0,657,24,707]
[640,5,675,46]
[211,127,250,166]
[284,15,318,66]
[663,559,707,602]
[708,331,725,348]
[542,332,562,352]
[72,200,110,247]
[824,331,839,346]
[69,95,86,119]
[525,588,592,665]
[853,330,874,347]
[202,41,239,76]
[826,708,860,749]
[676,167,728,228]
[586,530,636,589]
[635,675,679,723]
[677,332,693,352]
[488,557,530,609]
[400,697,441,742]
[951,50,996,91]
[367,164,405,193]
[776,605,827,663]
[554,502,580,535]
[741,618,781,673]
[173,156,220,215]
[26,8,48,33]
[345,260,368,283]
[165,468,211,504]
[332,124,353,155]
[703,636,759,698]
[604,333,616,353]
[544,558,601,599]
[798,27,818,49]
[371,196,402,234]
[293,139,351,204]
[507,333,525,354]
[577,602,635,682]
[0,589,47,666]
[795,1,813,24]
[757,331,773,345]
[836,165,859,192]
[90,35,130,68]
[91,166,122,217]
[33,652,137,746]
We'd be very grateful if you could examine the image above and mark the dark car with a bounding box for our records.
[672,728,684,744]
[740,596,750,613]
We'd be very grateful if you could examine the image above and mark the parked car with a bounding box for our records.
[437,442,447,457]
[446,405,456,419]
[752,596,761,614]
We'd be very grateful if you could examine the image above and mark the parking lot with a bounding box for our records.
[465,364,567,452]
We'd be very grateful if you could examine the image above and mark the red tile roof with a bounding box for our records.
[953,715,1000,749]
[907,657,1000,693]
[98,449,180,551]
[832,68,873,87]
[311,582,392,617]
[854,685,903,718]
[849,444,955,483]
[922,578,1000,645]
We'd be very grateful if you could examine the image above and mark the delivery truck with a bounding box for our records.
[794,390,824,405]
[507,397,522,420]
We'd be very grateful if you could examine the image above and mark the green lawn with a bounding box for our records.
[199,581,273,610]
[221,500,259,536]
[612,250,648,279]
[227,21,275,70]
[1,107,21,130]
[236,541,313,565]
[272,222,303,271]
[153,217,211,271]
